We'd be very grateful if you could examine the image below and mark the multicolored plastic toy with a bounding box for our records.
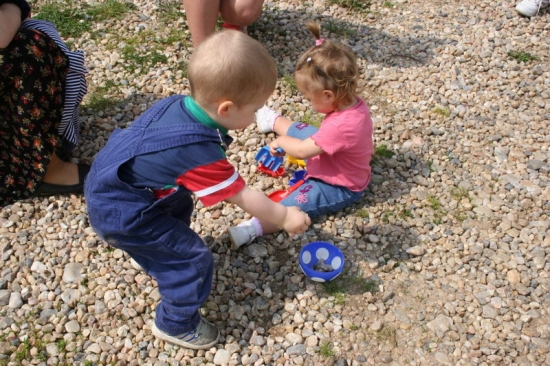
[255,146,285,177]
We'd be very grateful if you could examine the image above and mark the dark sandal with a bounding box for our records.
[35,164,91,196]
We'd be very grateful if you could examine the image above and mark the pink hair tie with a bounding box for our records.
[315,38,325,46]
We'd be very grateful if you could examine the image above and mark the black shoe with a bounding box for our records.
[35,164,90,196]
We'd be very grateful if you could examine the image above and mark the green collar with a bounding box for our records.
[184,97,228,135]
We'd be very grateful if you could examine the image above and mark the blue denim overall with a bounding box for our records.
[84,95,231,336]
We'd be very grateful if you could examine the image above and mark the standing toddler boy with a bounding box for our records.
[84,30,311,349]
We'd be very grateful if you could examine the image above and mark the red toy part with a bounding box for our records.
[258,164,285,177]
[268,180,305,202]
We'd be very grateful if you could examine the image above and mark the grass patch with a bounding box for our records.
[176,60,189,78]
[318,342,336,357]
[87,0,137,22]
[382,211,394,223]
[356,208,369,218]
[35,0,136,38]
[302,111,323,128]
[453,211,467,222]
[399,208,413,219]
[34,2,90,38]
[374,144,395,159]
[84,80,119,111]
[157,0,187,23]
[282,74,297,93]
[328,0,371,12]
[427,196,442,211]
[432,106,450,117]
[324,20,357,37]
[122,44,168,74]
[323,270,378,296]
[376,325,397,347]
[382,1,395,7]
[15,338,31,361]
[450,187,469,201]
[508,50,539,63]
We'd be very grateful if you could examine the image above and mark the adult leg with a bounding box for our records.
[0,28,79,205]
[183,0,221,46]
[42,152,79,185]
[219,0,264,26]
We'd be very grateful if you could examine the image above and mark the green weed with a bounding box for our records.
[356,208,369,218]
[454,211,467,222]
[382,1,395,7]
[328,0,371,12]
[399,208,413,219]
[318,342,336,357]
[302,111,323,128]
[323,270,378,296]
[282,74,297,93]
[427,196,442,211]
[35,2,90,38]
[432,106,450,117]
[15,338,31,361]
[374,144,395,159]
[325,20,357,37]
[84,80,119,111]
[376,325,397,346]
[157,0,187,23]
[508,50,539,63]
[87,0,136,21]
[122,44,168,73]
[450,187,469,201]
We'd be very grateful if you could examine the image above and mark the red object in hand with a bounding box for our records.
[268,180,305,202]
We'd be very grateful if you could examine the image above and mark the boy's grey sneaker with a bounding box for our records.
[255,105,280,133]
[228,221,257,249]
[516,0,549,16]
[152,318,219,350]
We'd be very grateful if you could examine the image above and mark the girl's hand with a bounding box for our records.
[269,141,284,156]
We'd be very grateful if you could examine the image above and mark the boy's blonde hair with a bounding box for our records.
[294,21,358,106]
[188,30,278,107]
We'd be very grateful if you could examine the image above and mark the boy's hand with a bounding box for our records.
[281,206,311,237]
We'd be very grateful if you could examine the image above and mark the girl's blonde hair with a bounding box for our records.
[294,21,358,106]
[188,31,277,106]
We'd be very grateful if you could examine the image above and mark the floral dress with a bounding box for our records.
[0,21,87,207]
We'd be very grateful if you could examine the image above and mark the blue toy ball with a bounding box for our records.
[299,241,345,282]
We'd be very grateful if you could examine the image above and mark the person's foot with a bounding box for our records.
[152,318,219,350]
[35,163,90,196]
[228,220,257,249]
[255,105,280,133]
[516,0,549,16]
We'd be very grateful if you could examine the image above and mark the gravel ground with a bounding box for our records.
[1,0,549,365]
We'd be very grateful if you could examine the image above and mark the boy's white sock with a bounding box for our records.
[255,105,281,133]
[228,218,263,249]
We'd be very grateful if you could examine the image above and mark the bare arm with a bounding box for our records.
[270,136,324,160]
[225,186,311,236]
[0,3,22,49]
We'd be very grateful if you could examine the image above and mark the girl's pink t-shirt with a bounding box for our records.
[307,97,373,192]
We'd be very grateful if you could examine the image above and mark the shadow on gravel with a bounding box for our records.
[250,7,449,72]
